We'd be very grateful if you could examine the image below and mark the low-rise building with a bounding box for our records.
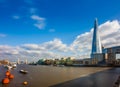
[103,46,120,65]
[0,59,9,65]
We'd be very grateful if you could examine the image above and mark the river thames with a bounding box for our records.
[0,65,120,87]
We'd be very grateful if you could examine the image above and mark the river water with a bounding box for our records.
[0,64,119,87]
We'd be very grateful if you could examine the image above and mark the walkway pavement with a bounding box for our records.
[51,68,120,87]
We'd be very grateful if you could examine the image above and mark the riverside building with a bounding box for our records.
[73,19,120,66]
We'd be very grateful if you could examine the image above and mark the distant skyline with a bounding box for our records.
[0,0,120,62]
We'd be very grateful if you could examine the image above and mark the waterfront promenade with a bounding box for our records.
[0,65,119,87]
[51,68,120,87]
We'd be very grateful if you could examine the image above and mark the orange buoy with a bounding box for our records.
[2,78,10,84]
[5,72,10,76]
[23,81,28,85]
[9,74,14,79]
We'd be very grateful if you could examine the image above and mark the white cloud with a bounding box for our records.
[31,15,45,21]
[21,38,69,53]
[42,38,69,52]
[31,15,46,29]
[21,44,45,51]
[34,23,45,29]
[0,38,69,62]
[0,45,19,55]
[99,20,120,47]
[0,34,6,37]
[0,20,120,61]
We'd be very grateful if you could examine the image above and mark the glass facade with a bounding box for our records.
[91,19,102,58]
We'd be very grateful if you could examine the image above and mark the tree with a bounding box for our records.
[37,59,45,65]
[59,58,66,65]
[65,57,73,65]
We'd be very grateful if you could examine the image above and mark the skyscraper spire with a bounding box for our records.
[91,18,102,58]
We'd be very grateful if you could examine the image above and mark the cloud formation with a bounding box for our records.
[31,15,46,29]
[0,20,120,62]
[0,38,69,61]
[0,45,19,55]
[99,20,120,47]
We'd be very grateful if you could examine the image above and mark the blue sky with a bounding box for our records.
[0,0,120,45]
[0,0,120,61]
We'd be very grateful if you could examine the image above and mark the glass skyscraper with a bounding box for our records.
[91,19,102,58]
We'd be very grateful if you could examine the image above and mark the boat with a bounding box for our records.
[19,70,28,74]
[4,65,12,70]
[12,64,17,68]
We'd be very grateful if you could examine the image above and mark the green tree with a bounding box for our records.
[37,59,45,65]
[66,57,73,65]
[59,58,66,65]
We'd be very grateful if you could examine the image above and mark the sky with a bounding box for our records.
[0,0,120,62]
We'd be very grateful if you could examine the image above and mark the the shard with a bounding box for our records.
[91,18,102,58]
